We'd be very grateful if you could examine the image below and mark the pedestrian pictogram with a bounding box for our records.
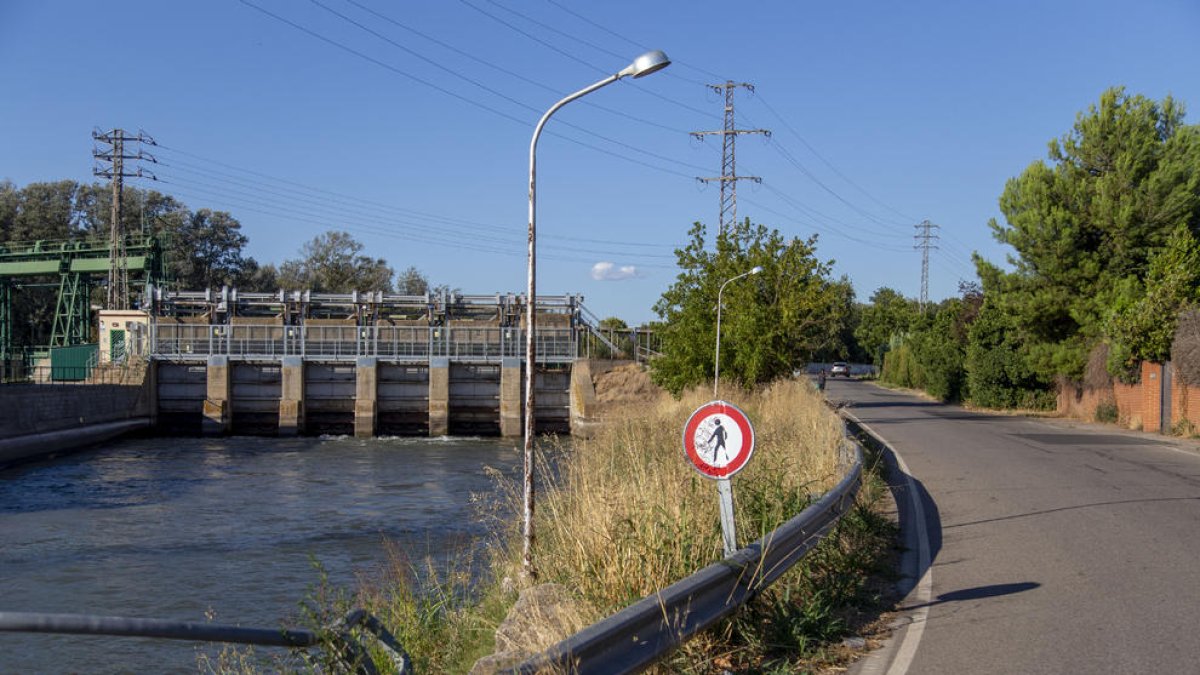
[682,400,755,479]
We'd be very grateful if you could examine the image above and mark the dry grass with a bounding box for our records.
[506,380,845,613]
[211,378,881,673]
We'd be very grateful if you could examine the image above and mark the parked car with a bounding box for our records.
[830,362,850,377]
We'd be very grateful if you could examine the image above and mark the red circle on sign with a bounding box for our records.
[682,400,755,478]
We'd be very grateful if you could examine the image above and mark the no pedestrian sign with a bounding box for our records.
[682,400,755,479]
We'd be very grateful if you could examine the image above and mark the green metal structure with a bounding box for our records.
[0,234,163,361]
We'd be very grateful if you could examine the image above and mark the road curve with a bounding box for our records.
[833,379,1200,674]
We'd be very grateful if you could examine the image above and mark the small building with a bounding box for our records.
[97,310,151,364]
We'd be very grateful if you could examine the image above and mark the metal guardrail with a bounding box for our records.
[149,324,578,363]
[0,608,410,675]
[510,441,864,674]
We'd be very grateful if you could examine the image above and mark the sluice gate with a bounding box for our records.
[143,287,591,437]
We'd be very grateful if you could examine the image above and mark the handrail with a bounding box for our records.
[0,608,410,674]
[510,440,864,674]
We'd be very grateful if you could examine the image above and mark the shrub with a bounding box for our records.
[1095,399,1119,423]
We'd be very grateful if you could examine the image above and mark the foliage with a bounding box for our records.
[878,294,971,402]
[1104,224,1200,379]
[164,208,253,290]
[651,219,850,395]
[1171,309,1200,386]
[240,381,893,674]
[395,265,429,295]
[965,297,1055,409]
[0,180,263,348]
[277,230,396,292]
[981,87,1200,383]
[1095,399,1119,423]
[899,302,968,401]
[854,287,918,367]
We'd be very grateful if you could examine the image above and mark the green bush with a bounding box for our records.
[1095,399,1119,423]
[966,301,1053,409]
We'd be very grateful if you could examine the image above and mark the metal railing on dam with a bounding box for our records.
[150,324,578,364]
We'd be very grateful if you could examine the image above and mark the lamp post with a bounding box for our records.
[524,50,671,578]
[713,266,763,398]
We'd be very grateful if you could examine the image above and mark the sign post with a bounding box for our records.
[682,400,756,557]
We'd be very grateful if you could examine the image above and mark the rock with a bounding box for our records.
[842,636,867,650]
[468,651,526,675]
[469,583,591,675]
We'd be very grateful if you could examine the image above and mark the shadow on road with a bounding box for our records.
[944,496,1200,529]
[846,417,943,599]
[900,582,1041,610]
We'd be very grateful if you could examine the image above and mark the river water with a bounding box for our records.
[0,434,524,673]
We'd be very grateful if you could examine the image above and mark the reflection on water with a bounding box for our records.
[0,434,522,673]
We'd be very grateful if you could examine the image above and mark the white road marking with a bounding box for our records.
[848,414,933,675]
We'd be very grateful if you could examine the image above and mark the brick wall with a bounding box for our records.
[1056,361,1200,434]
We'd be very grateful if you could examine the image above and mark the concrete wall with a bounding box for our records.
[0,381,151,439]
[151,357,579,437]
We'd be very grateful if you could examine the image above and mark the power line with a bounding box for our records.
[146,176,678,270]
[540,0,728,85]
[153,144,676,251]
[754,94,916,224]
[455,0,721,122]
[740,195,912,253]
[338,0,686,136]
[236,0,699,180]
[152,168,674,262]
[305,0,707,174]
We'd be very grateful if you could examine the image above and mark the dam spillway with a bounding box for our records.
[134,287,601,437]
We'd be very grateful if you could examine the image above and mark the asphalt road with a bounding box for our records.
[830,378,1200,674]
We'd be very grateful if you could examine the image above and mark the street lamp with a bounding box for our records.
[713,266,763,398]
[523,50,671,578]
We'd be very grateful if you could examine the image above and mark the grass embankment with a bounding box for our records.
[210,379,896,673]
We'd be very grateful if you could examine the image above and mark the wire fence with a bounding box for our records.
[1,362,148,386]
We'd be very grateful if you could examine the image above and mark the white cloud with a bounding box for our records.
[591,261,639,281]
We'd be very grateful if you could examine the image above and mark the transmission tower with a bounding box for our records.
[93,128,156,310]
[914,220,940,312]
[691,82,770,234]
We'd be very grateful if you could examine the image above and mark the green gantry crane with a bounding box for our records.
[0,234,164,361]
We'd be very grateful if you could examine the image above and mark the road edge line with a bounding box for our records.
[844,412,932,675]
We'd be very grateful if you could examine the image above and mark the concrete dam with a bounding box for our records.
[105,287,616,438]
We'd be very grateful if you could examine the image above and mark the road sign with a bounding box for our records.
[682,400,756,479]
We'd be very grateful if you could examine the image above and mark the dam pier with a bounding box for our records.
[145,287,601,438]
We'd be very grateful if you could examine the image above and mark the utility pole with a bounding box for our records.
[914,220,940,313]
[93,128,156,310]
[691,82,769,234]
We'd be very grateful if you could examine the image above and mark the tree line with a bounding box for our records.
[0,180,440,348]
[864,87,1200,408]
[649,87,1200,408]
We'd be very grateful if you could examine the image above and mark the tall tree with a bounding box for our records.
[1105,224,1200,378]
[982,87,1200,381]
[396,266,429,295]
[854,287,918,366]
[277,231,395,292]
[166,208,252,290]
[651,219,846,395]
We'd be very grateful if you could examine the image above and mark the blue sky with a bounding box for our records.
[2,0,1198,325]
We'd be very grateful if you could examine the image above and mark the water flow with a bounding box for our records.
[0,434,522,673]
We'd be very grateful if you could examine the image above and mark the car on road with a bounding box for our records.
[830,362,850,377]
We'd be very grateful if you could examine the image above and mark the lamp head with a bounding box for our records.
[750,266,764,275]
[619,50,671,79]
